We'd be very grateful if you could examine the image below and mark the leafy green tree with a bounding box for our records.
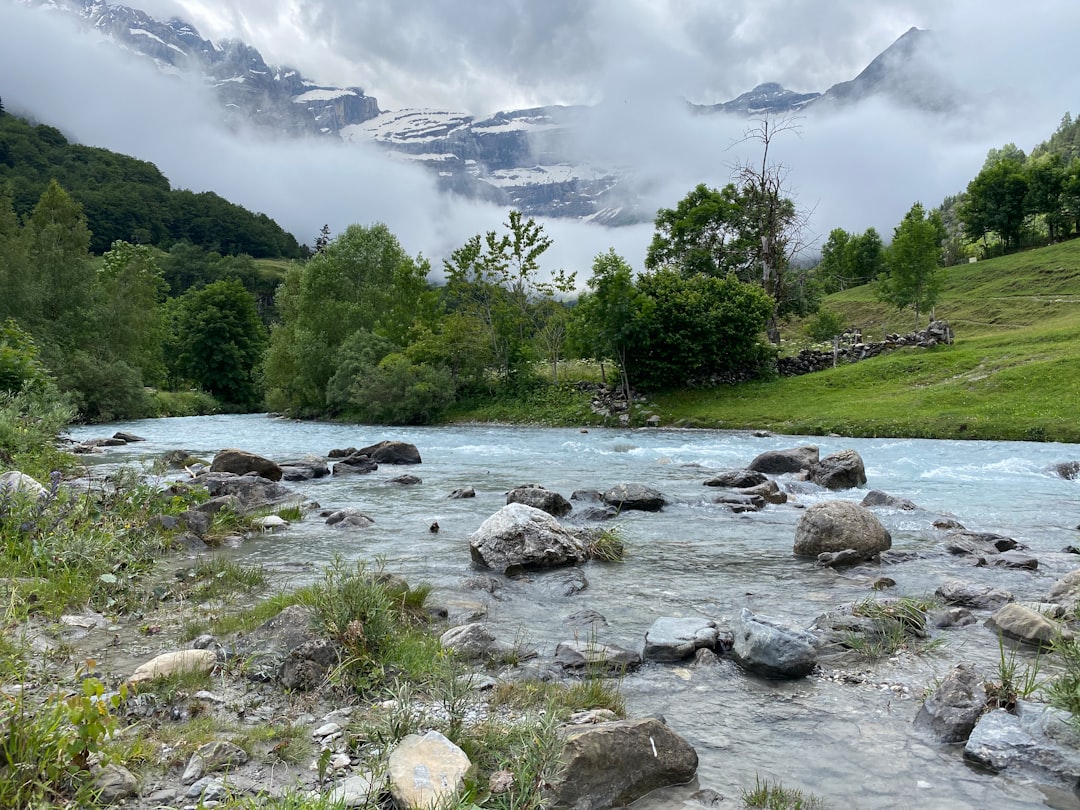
[633,269,774,390]
[1025,153,1068,241]
[0,319,51,394]
[877,202,946,329]
[803,308,846,343]
[24,180,95,347]
[95,240,167,386]
[574,249,650,402]
[815,227,885,293]
[0,192,34,326]
[172,279,268,409]
[646,183,752,278]
[960,155,1029,250]
[444,211,574,388]
[263,223,432,415]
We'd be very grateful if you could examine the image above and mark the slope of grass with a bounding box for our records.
[654,240,1080,442]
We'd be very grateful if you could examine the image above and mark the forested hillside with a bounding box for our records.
[0,107,304,257]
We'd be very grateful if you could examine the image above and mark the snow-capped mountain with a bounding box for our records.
[18,1,949,224]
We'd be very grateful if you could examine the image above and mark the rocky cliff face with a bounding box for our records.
[24,2,949,223]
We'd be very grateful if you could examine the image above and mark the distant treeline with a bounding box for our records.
[0,111,305,258]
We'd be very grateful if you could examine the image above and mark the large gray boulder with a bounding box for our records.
[793,500,891,560]
[356,440,422,464]
[506,485,572,517]
[747,445,819,475]
[809,449,867,490]
[602,483,666,512]
[469,503,587,575]
[730,608,818,679]
[914,663,987,743]
[545,717,698,810]
[643,617,719,662]
[209,448,282,482]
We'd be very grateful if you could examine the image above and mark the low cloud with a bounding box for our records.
[1,1,1076,289]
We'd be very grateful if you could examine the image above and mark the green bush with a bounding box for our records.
[803,308,846,343]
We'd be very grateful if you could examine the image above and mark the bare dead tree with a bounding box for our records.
[729,114,816,343]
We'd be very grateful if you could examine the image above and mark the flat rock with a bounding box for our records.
[935,578,1013,610]
[703,469,767,488]
[387,731,470,810]
[601,483,666,512]
[643,617,719,662]
[554,640,642,674]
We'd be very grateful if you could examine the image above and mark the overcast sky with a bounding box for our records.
[2,0,1079,279]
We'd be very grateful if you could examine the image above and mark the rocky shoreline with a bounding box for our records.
[18,431,1080,808]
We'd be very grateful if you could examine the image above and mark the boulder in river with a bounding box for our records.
[747,445,819,475]
[861,490,918,511]
[793,500,891,560]
[209,448,282,482]
[914,663,987,743]
[356,440,422,465]
[986,604,1071,647]
[602,483,666,512]
[643,617,720,662]
[469,503,587,575]
[506,484,572,517]
[730,608,818,679]
[809,449,867,490]
[703,469,768,488]
[964,701,1080,790]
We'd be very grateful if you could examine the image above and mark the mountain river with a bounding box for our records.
[67,414,1080,809]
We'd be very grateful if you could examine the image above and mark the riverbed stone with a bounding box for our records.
[711,492,766,512]
[333,455,378,475]
[964,701,1080,789]
[0,470,47,498]
[128,649,217,685]
[738,479,787,504]
[1047,460,1080,480]
[793,500,891,560]
[194,472,301,512]
[210,448,282,481]
[703,469,768,488]
[730,608,818,678]
[182,741,250,785]
[986,603,1071,647]
[448,486,476,499]
[469,503,587,574]
[860,490,918,510]
[643,617,720,662]
[914,663,987,743]
[279,459,330,480]
[809,449,867,490]
[989,550,1039,570]
[545,717,698,810]
[747,445,819,474]
[324,508,375,530]
[326,772,379,807]
[387,731,470,810]
[1047,569,1080,610]
[554,640,642,674]
[356,440,422,465]
[602,483,666,512]
[506,484,572,517]
[935,578,1013,610]
[93,762,139,803]
[439,623,510,661]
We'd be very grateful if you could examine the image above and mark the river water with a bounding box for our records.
[68,414,1080,809]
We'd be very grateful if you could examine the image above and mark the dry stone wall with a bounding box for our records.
[777,321,954,377]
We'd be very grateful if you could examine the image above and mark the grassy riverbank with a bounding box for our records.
[451,240,1080,443]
